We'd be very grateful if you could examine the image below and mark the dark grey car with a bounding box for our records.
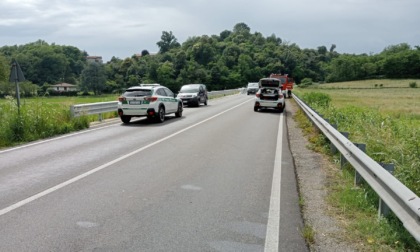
[177,84,208,107]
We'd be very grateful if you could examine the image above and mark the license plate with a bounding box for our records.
[129,100,141,105]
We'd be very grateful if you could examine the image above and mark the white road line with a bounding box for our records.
[264,113,284,252]
[0,99,252,217]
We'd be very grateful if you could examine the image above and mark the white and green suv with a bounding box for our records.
[117,85,183,124]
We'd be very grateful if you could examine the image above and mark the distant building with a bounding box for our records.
[86,56,103,64]
[50,83,78,92]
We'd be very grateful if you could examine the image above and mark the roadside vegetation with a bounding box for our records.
[293,80,420,251]
[0,95,117,148]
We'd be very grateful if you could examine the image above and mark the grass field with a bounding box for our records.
[293,80,420,251]
[314,79,419,88]
[304,79,420,116]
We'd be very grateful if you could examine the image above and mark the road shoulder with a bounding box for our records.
[286,99,356,252]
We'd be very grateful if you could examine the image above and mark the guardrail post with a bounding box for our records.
[378,163,395,217]
[340,132,349,168]
[353,143,366,185]
[70,105,75,118]
[330,124,338,154]
[98,113,103,122]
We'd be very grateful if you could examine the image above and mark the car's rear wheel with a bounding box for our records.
[278,104,285,113]
[120,115,131,124]
[155,106,165,123]
[175,103,183,117]
[254,106,258,112]
[204,97,207,106]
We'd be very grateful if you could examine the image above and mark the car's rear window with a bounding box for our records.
[123,89,152,97]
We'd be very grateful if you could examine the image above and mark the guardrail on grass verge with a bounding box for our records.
[292,94,420,242]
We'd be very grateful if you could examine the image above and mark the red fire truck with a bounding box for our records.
[269,74,294,98]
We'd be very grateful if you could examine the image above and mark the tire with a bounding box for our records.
[279,104,285,113]
[254,106,258,112]
[155,106,165,123]
[175,103,183,117]
[204,97,208,106]
[120,115,131,124]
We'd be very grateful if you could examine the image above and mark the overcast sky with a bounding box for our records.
[1,0,419,62]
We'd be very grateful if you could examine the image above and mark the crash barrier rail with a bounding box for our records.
[70,89,241,121]
[292,94,420,242]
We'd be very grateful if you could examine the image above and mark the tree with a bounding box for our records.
[157,31,180,53]
[0,53,9,83]
[80,62,106,95]
[233,23,251,34]
[141,50,150,56]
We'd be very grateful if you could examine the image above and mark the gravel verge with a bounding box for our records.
[286,99,357,252]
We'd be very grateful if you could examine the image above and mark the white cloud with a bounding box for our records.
[1,0,419,61]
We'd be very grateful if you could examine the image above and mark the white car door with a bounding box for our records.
[161,87,177,113]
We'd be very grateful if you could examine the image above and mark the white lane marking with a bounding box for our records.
[264,113,284,252]
[0,123,118,154]
[181,185,202,191]
[0,99,252,217]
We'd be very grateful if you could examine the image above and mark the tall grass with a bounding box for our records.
[0,96,90,148]
[297,90,419,196]
[294,86,420,250]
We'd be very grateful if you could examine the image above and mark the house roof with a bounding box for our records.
[52,83,77,87]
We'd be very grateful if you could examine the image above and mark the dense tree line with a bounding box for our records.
[1,23,419,96]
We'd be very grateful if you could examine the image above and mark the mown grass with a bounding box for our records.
[293,80,420,251]
[0,95,118,148]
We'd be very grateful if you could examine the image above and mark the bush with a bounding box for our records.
[299,78,313,88]
[302,92,331,108]
[409,82,417,88]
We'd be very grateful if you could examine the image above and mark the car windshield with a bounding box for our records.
[248,83,258,88]
[123,89,152,97]
[179,86,199,93]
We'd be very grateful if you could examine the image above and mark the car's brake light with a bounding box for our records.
[256,93,260,98]
[118,96,126,102]
[145,96,158,102]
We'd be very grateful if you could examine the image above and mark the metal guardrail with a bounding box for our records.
[293,94,420,242]
[70,101,118,121]
[70,89,241,120]
[207,89,242,98]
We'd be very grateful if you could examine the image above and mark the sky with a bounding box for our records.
[1,0,419,62]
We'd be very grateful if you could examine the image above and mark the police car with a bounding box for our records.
[254,78,285,113]
[117,84,183,123]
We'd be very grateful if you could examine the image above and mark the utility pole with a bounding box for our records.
[9,60,25,114]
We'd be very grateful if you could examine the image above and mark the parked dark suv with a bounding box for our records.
[177,84,208,107]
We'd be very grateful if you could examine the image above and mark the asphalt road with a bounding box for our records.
[0,94,307,252]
